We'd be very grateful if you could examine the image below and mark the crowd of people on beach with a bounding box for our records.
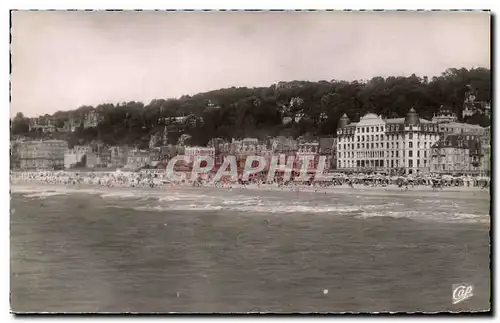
[10,169,491,193]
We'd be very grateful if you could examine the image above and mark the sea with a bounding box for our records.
[10,184,491,313]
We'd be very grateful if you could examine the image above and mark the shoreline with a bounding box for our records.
[10,180,490,200]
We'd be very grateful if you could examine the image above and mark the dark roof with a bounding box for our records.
[337,113,351,128]
[404,108,420,125]
[431,134,482,153]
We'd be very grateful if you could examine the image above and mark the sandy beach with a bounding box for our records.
[10,178,490,201]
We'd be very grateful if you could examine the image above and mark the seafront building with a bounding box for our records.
[64,145,92,169]
[109,146,130,168]
[184,146,216,165]
[295,141,320,171]
[438,122,486,136]
[125,149,151,170]
[480,127,491,176]
[18,140,68,170]
[336,109,441,175]
[429,134,484,174]
[318,137,337,170]
[336,106,490,175]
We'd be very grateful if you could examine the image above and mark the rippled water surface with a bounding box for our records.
[10,184,491,312]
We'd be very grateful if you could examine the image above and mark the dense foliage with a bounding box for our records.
[11,67,491,147]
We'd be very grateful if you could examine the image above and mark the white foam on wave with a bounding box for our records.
[111,201,362,214]
[358,210,490,224]
[233,204,361,214]
[132,204,225,212]
[360,202,405,210]
[12,184,103,197]
[100,192,141,200]
[23,191,68,199]
[158,196,181,202]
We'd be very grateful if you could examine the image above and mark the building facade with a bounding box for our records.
[295,141,320,171]
[19,140,68,169]
[438,122,486,136]
[430,136,471,174]
[319,137,337,170]
[109,146,130,168]
[432,106,457,124]
[184,146,216,165]
[83,110,101,129]
[126,150,151,170]
[336,109,441,174]
[481,127,491,175]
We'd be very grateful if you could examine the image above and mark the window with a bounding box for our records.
[424,151,427,158]
[362,128,365,133]
[376,143,379,148]
[391,151,394,157]
[375,135,379,141]
[370,127,374,132]
[371,143,374,149]
[362,143,365,149]
[409,142,413,148]
[409,133,413,140]
[417,160,420,167]
[371,135,374,141]
[343,144,346,150]
[396,151,399,157]
[409,151,413,157]
[357,143,360,149]
[424,142,427,148]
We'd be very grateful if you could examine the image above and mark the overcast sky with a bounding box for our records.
[11,10,490,117]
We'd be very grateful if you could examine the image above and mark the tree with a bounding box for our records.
[11,112,30,135]
[13,67,491,145]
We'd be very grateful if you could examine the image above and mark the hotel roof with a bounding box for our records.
[384,117,432,124]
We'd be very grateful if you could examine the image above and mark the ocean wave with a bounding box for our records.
[358,210,490,224]
[109,202,362,214]
[22,191,68,199]
[99,192,142,200]
[131,204,225,212]
[158,196,182,202]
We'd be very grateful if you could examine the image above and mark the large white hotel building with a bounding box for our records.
[336,108,441,175]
